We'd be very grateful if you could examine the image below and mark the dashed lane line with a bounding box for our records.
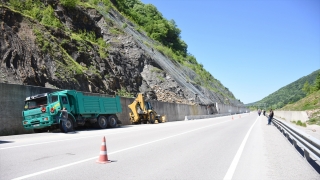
[12,120,231,180]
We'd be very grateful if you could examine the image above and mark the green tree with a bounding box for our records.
[302,81,311,94]
[314,72,320,91]
[60,0,79,8]
[41,5,62,28]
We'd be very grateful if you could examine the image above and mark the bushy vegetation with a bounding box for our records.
[60,0,79,8]
[8,0,62,28]
[291,120,307,127]
[117,87,134,97]
[33,28,52,52]
[71,30,109,59]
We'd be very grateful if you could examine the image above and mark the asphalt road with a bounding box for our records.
[0,113,319,180]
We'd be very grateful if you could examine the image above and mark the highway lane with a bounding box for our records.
[0,113,319,180]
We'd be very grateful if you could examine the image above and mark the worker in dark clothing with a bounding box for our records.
[268,109,274,125]
[60,107,69,133]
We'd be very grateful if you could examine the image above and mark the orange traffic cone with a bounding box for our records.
[97,136,111,164]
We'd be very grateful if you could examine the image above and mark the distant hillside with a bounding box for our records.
[281,90,320,111]
[249,69,320,109]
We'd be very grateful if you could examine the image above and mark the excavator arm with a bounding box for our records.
[128,93,146,122]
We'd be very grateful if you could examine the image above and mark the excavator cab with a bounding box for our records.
[145,102,153,110]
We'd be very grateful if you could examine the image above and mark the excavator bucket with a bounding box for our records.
[161,115,166,122]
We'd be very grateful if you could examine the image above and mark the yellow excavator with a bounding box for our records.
[128,93,166,124]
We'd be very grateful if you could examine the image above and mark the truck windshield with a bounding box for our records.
[24,97,48,110]
[49,95,58,103]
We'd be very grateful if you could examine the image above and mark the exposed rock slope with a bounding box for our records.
[0,1,242,106]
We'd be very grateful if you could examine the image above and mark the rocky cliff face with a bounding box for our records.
[0,0,242,106]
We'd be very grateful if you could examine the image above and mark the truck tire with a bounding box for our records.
[107,115,118,128]
[149,112,155,124]
[95,116,108,129]
[60,117,74,133]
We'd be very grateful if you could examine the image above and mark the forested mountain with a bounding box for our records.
[0,0,241,106]
[250,69,320,109]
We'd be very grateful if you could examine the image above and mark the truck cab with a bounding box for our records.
[23,93,57,132]
[23,92,75,133]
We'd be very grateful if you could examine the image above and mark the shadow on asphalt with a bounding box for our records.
[0,140,13,144]
[32,122,164,134]
[307,158,320,174]
[294,143,305,157]
[46,125,132,134]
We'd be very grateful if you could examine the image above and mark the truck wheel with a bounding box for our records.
[65,118,74,132]
[59,122,64,132]
[60,118,74,133]
[149,113,155,124]
[95,116,108,129]
[107,115,118,128]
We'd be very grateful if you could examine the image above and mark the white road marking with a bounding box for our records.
[12,120,231,180]
[0,125,175,150]
[0,116,228,150]
[223,116,259,180]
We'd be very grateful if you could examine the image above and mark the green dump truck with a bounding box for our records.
[22,90,122,133]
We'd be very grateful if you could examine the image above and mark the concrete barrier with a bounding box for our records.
[274,111,309,123]
[184,113,231,121]
[0,83,247,136]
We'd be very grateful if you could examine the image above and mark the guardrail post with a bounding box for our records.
[304,149,311,161]
[292,139,298,148]
[286,133,290,141]
[282,129,286,137]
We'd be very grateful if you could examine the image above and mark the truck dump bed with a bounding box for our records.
[67,91,122,115]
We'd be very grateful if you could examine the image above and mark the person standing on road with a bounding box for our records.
[258,109,261,116]
[60,107,69,133]
[263,109,266,116]
[268,109,274,125]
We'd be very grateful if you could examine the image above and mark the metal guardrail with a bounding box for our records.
[271,117,320,162]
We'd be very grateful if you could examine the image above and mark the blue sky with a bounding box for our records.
[140,0,320,104]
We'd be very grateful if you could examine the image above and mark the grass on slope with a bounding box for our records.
[281,90,320,125]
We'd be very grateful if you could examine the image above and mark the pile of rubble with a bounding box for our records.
[152,85,194,105]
